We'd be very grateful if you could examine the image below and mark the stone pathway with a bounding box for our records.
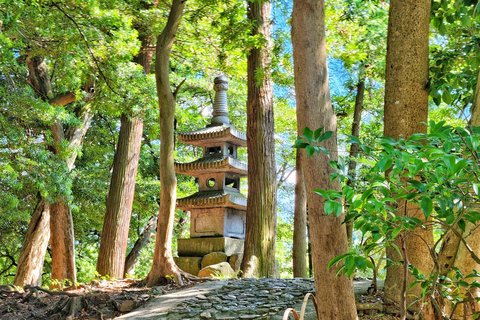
[117,278,382,320]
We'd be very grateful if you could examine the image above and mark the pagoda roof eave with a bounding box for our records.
[175,156,247,176]
[176,190,247,210]
[177,124,247,147]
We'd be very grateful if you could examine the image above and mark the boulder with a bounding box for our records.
[201,251,228,269]
[228,253,243,273]
[198,262,235,279]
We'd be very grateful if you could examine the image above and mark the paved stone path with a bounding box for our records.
[117,278,381,320]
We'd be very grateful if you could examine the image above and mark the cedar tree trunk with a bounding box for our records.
[14,57,91,286]
[146,0,185,286]
[293,151,307,278]
[13,198,51,287]
[97,114,143,278]
[291,0,357,318]
[382,0,433,315]
[241,0,277,279]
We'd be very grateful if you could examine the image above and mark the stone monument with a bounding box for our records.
[174,75,247,275]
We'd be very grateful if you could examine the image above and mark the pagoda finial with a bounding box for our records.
[211,75,229,126]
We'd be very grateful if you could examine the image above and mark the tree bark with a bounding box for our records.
[293,151,307,278]
[382,0,433,315]
[50,104,93,284]
[13,198,51,287]
[346,70,365,245]
[97,115,143,278]
[15,57,92,286]
[97,26,152,278]
[291,0,357,318]
[240,0,277,279]
[146,0,185,287]
[124,215,158,276]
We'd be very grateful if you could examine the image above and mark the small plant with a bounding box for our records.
[295,121,480,318]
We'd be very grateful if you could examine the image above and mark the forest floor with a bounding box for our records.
[0,278,399,320]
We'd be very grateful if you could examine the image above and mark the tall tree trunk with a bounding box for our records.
[291,0,357,318]
[146,0,185,287]
[382,0,433,315]
[50,200,76,284]
[124,215,158,276]
[97,27,153,278]
[15,57,91,286]
[293,151,307,278]
[346,70,365,245]
[14,198,51,287]
[241,0,277,279]
[97,115,143,278]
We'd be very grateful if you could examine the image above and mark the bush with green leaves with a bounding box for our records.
[295,121,480,316]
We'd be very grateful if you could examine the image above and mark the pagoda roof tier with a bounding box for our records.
[177,125,246,147]
[175,156,247,176]
[177,190,247,210]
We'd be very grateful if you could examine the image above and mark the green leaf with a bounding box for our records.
[305,145,315,158]
[327,253,350,271]
[378,156,393,172]
[313,127,324,140]
[303,127,313,143]
[458,219,466,232]
[420,197,433,219]
[324,200,334,215]
[313,188,330,199]
[293,140,308,149]
[318,131,333,143]
[333,201,343,216]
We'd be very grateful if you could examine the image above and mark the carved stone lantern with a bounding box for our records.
[174,76,247,275]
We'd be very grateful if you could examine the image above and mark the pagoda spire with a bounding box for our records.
[211,75,229,126]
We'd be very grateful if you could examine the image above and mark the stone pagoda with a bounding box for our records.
[174,75,247,276]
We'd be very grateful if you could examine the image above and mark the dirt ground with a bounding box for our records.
[0,279,400,320]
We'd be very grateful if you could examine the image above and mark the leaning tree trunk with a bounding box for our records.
[97,115,143,278]
[124,215,158,276]
[382,0,433,316]
[293,151,307,278]
[291,0,357,318]
[14,57,91,286]
[146,0,185,287]
[345,70,365,245]
[240,0,277,279]
[13,199,51,287]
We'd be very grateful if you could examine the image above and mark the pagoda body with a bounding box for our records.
[174,76,247,275]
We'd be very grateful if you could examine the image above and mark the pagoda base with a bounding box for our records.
[177,237,244,257]
[190,207,246,239]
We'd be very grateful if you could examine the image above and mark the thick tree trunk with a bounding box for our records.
[14,199,51,287]
[293,151,307,278]
[241,0,277,279]
[146,0,185,287]
[346,71,365,245]
[124,215,158,276]
[97,115,143,278]
[15,57,91,286]
[382,0,433,315]
[50,200,76,284]
[97,29,151,278]
[291,0,357,318]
